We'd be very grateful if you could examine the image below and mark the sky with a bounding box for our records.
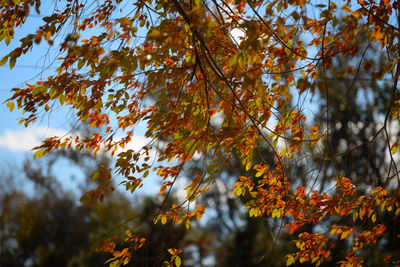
[0,17,53,161]
[0,7,158,195]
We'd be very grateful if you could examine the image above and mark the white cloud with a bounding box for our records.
[0,127,67,152]
[112,134,153,156]
[230,27,245,45]
[0,125,156,155]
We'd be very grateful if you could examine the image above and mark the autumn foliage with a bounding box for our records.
[2,0,400,265]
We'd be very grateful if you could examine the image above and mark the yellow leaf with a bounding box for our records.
[286,255,295,266]
[126,229,132,237]
[34,150,45,159]
[341,231,348,239]
[342,4,351,13]
[255,171,263,177]
[6,102,15,112]
[249,208,254,217]
[391,143,399,154]
[175,256,181,267]
[272,209,281,218]
[353,212,358,222]
[245,161,252,171]
[371,213,376,223]
[234,187,243,196]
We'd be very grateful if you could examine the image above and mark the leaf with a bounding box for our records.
[34,150,45,159]
[0,56,8,66]
[92,171,100,182]
[353,212,358,222]
[78,59,85,69]
[105,257,117,264]
[228,56,237,66]
[6,101,14,112]
[9,57,16,70]
[272,137,279,148]
[391,143,399,154]
[245,161,252,171]
[5,35,11,45]
[160,185,167,194]
[286,255,295,266]
[255,171,263,177]
[272,209,281,218]
[175,256,181,267]
[126,229,132,237]
[59,95,65,105]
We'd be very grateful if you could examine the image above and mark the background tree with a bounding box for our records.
[0,147,190,266]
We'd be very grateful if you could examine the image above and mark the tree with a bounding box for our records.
[0,146,190,266]
[0,150,132,266]
[2,0,400,265]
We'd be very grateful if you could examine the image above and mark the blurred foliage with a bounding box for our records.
[0,149,188,267]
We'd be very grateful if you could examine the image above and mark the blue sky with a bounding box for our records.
[0,10,158,195]
[0,18,48,157]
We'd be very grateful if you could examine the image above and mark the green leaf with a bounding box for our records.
[49,88,57,99]
[277,2,283,13]
[5,35,11,46]
[228,56,237,67]
[59,94,65,105]
[9,57,16,70]
[78,59,85,69]
[0,56,8,66]
[273,137,278,148]
[131,56,137,71]
[92,170,100,182]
